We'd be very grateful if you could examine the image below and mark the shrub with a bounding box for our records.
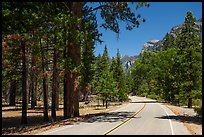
[194,106,202,117]
[147,94,160,100]
[140,92,148,97]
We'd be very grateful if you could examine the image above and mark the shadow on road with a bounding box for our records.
[155,115,202,125]
[81,111,140,123]
[130,100,158,103]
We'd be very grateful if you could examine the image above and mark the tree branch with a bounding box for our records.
[83,4,112,16]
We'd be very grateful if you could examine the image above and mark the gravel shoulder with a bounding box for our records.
[164,103,202,135]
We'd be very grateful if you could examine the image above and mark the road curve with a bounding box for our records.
[37,96,191,135]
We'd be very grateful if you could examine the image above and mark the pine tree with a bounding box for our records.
[175,11,202,108]
[162,33,176,50]
[80,12,98,102]
[92,54,102,94]
[115,49,128,101]
[94,46,118,108]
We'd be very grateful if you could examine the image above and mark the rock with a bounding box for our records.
[141,18,202,53]
[141,40,163,53]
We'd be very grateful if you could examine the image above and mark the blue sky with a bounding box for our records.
[91,2,202,58]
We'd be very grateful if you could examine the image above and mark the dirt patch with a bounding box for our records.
[165,104,202,135]
[2,101,129,135]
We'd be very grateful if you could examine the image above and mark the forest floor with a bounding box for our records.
[2,97,202,135]
[2,99,129,135]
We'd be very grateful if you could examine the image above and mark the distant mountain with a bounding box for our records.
[141,18,202,53]
[121,18,202,73]
[141,40,163,53]
[121,55,139,73]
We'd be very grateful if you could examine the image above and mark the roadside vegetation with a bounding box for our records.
[129,11,202,116]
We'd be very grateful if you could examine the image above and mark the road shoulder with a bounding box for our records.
[165,104,202,135]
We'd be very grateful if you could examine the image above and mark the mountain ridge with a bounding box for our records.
[122,18,202,72]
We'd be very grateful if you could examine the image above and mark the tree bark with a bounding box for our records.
[73,74,80,117]
[52,48,57,121]
[55,74,60,110]
[66,68,74,118]
[67,41,81,117]
[9,80,16,106]
[72,2,83,117]
[63,20,69,119]
[40,37,49,122]
[188,97,193,108]
[64,72,68,119]
[63,2,83,118]
[31,55,37,109]
[55,50,60,110]
[21,38,27,124]
[81,83,89,102]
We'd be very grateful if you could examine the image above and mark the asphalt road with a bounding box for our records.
[37,96,191,135]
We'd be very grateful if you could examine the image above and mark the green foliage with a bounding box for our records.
[96,70,118,101]
[111,49,128,101]
[173,11,202,107]
[93,46,129,103]
[93,46,118,103]
[130,11,202,107]
[99,2,149,34]
[146,94,160,100]
[194,106,202,117]
[162,33,176,50]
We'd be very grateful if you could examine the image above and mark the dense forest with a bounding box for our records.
[2,2,149,124]
[2,2,202,126]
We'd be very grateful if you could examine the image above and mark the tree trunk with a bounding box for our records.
[98,98,100,107]
[9,80,16,106]
[52,48,57,121]
[55,75,60,110]
[65,39,80,118]
[55,50,60,110]
[64,72,68,119]
[106,100,108,109]
[67,68,74,117]
[64,2,82,118]
[68,41,81,117]
[73,74,80,117]
[63,20,70,119]
[40,37,49,122]
[42,72,49,122]
[188,98,192,108]
[31,76,37,109]
[31,55,37,109]
[81,83,88,102]
[21,38,27,124]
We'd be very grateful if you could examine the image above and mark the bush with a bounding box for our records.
[147,94,160,100]
[194,106,202,117]
[140,92,148,97]
[193,99,202,107]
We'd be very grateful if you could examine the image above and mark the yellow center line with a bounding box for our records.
[104,103,146,135]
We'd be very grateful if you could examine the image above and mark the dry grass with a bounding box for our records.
[2,100,129,135]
